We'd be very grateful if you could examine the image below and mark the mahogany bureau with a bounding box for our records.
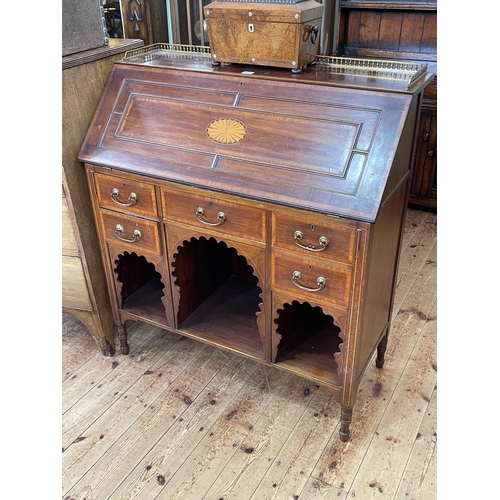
[79,45,433,441]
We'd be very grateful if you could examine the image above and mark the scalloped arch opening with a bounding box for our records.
[274,300,342,381]
[171,236,264,358]
[114,251,165,309]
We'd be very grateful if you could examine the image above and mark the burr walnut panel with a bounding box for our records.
[204,0,323,70]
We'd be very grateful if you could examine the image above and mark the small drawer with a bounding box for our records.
[161,188,266,242]
[272,213,356,265]
[94,173,157,218]
[272,253,351,308]
[100,210,161,255]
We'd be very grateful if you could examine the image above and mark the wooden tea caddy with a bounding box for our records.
[204,0,323,72]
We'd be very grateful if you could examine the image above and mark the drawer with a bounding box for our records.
[94,172,158,218]
[272,213,356,265]
[272,253,352,308]
[100,210,161,255]
[161,188,266,242]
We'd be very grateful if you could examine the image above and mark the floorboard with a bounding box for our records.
[62,208,437,500]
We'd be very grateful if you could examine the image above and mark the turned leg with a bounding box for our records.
[376,332,389,368]
[339,407,352,442]
[117,324,130,355]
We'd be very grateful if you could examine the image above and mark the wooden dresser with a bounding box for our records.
[79,45,433,440]
[62,38,143,355]
[335,0,437,208]
[121,0,169,45]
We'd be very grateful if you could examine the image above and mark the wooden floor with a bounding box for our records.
[62,207,437,500]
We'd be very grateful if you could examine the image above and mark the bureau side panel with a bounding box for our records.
[355,181,408,383]
[354,91,422,379]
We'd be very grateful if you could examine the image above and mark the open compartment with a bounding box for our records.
[114,251,167,326]
[172,236,264,359]
[274,300,342,386]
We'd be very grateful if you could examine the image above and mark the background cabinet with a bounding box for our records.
[120,0,168,45]
[334,0,437,208]
[410,83,437,207]
[62,38,143,355]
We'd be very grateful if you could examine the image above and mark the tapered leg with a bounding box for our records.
[339,407,352,442]
[117,323,129,355]
[376,332,388,368]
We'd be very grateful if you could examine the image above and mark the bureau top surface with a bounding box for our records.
[79,53,433,222]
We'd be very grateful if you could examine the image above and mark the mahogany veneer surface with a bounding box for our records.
[79,52,433,441]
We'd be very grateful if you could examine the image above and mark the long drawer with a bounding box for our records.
[161,187,266,243]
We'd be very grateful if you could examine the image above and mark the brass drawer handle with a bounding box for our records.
[294,230,329,252]
[292,271,326,292]
[111,188,137,207]
[115,224,142,243]
[302,25,319,44]
[196,207,226,226]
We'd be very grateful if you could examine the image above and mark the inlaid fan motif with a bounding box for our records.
[206,118,247,144]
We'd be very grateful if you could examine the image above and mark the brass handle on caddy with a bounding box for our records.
[292,270,326,292]
[196,207,226,226]
[302,25,319,44]
[293,230,329,252]
[111,188,137,207]
[311,25,319,44]
[115,224,142,243]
